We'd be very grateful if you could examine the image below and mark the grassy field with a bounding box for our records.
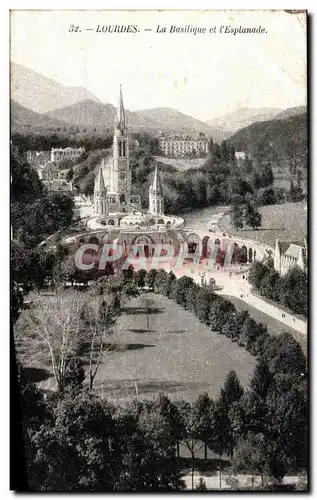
[91,294,256,404]
[220,201,307,247]
[26,293,256,402]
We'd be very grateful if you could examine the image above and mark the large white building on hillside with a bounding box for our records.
[158,133,209,157]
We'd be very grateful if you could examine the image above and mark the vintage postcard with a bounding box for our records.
[10,9,308,492]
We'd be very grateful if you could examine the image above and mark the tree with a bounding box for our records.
[30,390,117,491]
[260,269,281,301]
[250,359,272,401]
[153,269,170,296]
[217,371,244,459]
[219,370,244,412]
[195,287,216,324]
[244,201,262,230]
[66,167,74,182]
[280,267,307,316]
[230,204,244,230]
[135,269,147,289]
[192,393,214,461]
[83,292,117,389]
[64,356,85,390]
[248,262,269,289]
[140,296,155,333]
[222,314,241,341]
[262,333,306,375]
[208,297,236,333]
[14,290,85,392]
[171,276,195,309]
[231,432,268,489]
[174,400,204,490]
[145,269,158,290]
[239,316,259,350]
[116,398,184,491]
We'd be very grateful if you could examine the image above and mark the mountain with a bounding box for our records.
[44,99,116,129]
[44,100,226,140]
[11,99,68,133]
[274,105,307,120]
[11,62,101,114]
[132,107,226,140]
[208,107,283,135]
[228,113,307,169]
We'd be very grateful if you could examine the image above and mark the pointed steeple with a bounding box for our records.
[151,164,163,194]
[94,165,106,194]
[115,84,125,129]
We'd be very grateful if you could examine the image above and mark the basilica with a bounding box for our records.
[91,86,180,230]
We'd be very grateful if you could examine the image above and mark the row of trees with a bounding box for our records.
[249,262,307,317]
[142,269,306,369]
[16,266,307,490]
[11,132,113,153]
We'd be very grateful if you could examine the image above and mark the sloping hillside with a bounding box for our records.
[44,100,225,139]
[208,107,282,135]
[11,62,101,113]
[274,106,307,120]
[11,100,67,133]
[228,113,307,169]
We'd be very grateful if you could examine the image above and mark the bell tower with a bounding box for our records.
[149,164,164,215]
[112,85,131,208]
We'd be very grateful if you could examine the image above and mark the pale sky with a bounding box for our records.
[10,10,307,121]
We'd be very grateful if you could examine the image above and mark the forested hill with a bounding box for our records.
[228,113,307,169]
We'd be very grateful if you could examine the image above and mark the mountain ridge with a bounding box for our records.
[11,62,102,114]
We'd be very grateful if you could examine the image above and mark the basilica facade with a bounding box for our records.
[93,86,141,216]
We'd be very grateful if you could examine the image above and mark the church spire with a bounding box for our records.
[94,165,106,194]
[151,163,163,194]
[115,84,125,129]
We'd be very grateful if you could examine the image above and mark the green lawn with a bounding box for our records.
[91,293,256,404]
[220,201,307,247]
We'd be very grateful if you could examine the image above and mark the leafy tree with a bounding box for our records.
[135,269,147,288]
[30,390,116,491]
[208,297,236,332]
[222,314,241,341]
[280,266,307,316]
[192,393,214,460]
[239,316,259,350]
[244,201,262,230]
[230,204,244,230]
[171,276,195,309]
[66,167,74,182]
[195,287,216,324]
[64,356,85,390]
[262,333,306,375]
[260,269,281,301]
[250,359,272,401]
[248,262,269,289]
[231,432,268,489]
[145,269,158,290]
[219,370,244,412]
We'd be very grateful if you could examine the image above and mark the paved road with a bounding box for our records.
[169,264,307,336]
